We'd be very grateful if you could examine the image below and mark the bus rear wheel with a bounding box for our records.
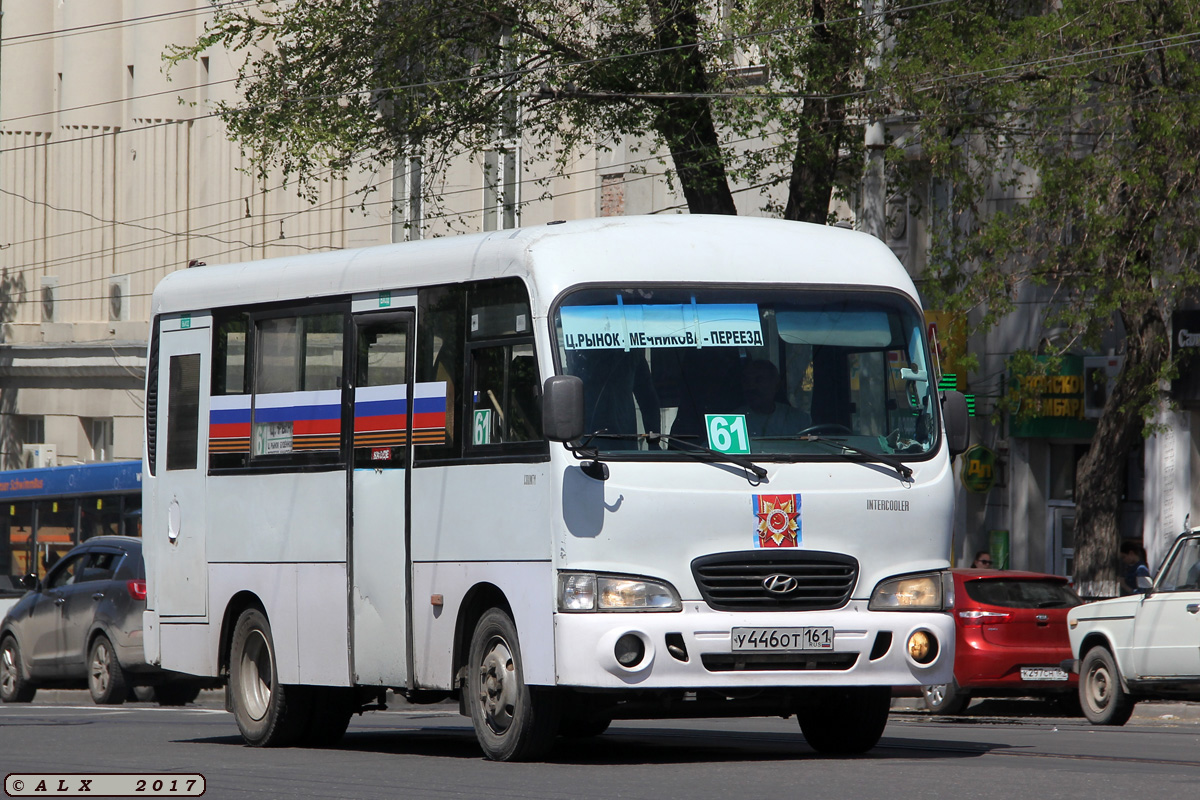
[466,608,560,761]
[229,608,310,746]
[797,686,891,755]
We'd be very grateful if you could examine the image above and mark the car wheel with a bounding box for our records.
[797,686,891,754]
[921,678,971,715]
[228,608,311,746]
[88,635,128,705]
[153,682,202,707]
[466,608,560,761]
[1079,646,1135,726]
[1,635,36,703]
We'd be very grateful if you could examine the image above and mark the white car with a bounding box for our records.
[1066,530,1200,724]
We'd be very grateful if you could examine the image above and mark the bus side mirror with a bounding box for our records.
[940,390,969,456]
[543,375,585,442]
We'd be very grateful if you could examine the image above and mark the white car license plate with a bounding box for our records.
[731,627,834,652]
[1020,667,1069,681]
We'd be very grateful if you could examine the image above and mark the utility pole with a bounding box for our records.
[861,0,887,241]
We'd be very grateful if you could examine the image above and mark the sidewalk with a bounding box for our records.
[890,696,1200,722]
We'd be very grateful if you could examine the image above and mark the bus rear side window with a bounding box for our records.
[250,312,345,462]
[167,354,201,471]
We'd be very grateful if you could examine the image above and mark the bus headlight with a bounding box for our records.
[868,572,948,611]
[558,572,682,612]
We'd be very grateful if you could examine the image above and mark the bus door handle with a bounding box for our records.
[1186,604,1200,615]
[92,592,105,601]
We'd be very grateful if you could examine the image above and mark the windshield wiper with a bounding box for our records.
[578,431,768,482]
[758,434,913,481]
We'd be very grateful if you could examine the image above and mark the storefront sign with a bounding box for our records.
[1009,355,1098,439]
[961,444,997,493]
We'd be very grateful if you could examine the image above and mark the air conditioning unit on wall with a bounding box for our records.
[109,275,131,322]
[21,443,57,469]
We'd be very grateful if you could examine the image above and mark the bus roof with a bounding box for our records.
[151,215,918,317]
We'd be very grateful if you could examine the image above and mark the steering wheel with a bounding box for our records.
[797,423,852,436]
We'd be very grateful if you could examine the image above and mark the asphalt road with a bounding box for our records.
[3,693,1199,800]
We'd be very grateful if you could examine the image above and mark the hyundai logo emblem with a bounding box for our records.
[763,573,799,595]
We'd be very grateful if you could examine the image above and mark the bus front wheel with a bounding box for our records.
[229,608,310,746]
[796,686,891,754]
[465,608,560,761]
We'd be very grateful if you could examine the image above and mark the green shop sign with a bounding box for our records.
[961,444,997,493]
[1009,355,1098,439]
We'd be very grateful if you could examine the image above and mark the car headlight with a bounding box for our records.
[558,572,682,612]
[868,572,950,611]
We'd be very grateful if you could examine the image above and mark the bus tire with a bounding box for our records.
[797,686,890,755]
[466,608,560,761]
[1,635,36,703]
[229,608,311,746]
[1079,646,1134,726]
[88,634,128,705]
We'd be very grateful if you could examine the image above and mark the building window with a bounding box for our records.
[85,418,114,462]
[22,416,45,446]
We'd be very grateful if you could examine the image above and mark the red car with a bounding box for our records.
[922,569,1083,714]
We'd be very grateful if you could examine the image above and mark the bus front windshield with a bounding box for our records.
[553,287,940,459]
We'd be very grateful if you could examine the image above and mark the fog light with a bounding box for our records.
[907,630,938,665]
[614,633,646,668]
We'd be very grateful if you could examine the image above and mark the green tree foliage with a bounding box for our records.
[885,0,1200,595]
[167,0,869,224]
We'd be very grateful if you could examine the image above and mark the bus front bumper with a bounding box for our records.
[552,600,953,689]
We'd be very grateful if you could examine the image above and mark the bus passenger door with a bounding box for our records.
[349,311,413,687]
[154,319,210,619]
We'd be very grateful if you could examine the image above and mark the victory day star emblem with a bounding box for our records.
[753,493,801,548]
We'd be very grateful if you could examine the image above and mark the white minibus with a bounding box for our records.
[142,215,968,760]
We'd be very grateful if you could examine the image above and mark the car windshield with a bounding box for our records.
[964,578,1083,609]
[553,286,939,459]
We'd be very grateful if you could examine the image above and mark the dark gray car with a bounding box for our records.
[0,536,205,705]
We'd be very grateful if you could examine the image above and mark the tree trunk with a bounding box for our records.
[783,97,846,224]
[649,0,737,216]
[1072,302,1169,598]
[656,103,738,215]
[783,1,852,225]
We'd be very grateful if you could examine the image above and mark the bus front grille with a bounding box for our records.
[691,550,858,611]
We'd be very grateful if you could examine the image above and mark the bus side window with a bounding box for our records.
[210,311,250,470]
[416,285,465,462]
[167,354,201,471]
[468,343,542,446]
[249,312,344,463]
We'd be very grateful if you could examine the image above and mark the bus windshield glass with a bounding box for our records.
[553,286,939,459]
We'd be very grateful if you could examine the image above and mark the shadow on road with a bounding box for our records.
[180,723,999,765]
